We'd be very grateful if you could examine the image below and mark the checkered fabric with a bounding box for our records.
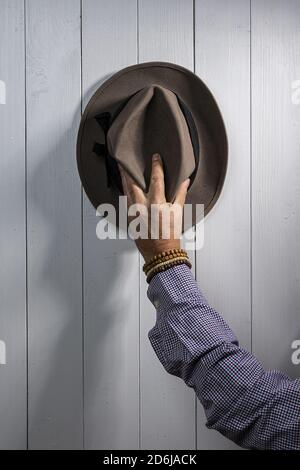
[147,264,300,450]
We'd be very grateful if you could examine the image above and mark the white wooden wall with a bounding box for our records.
[0,0,299,450]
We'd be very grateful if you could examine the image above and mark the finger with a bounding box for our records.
[119,164,132,206]
[174,178,190,207]
[148,153,166,203]
[118,164,146,205]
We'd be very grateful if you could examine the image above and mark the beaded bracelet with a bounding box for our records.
[143,248,191,283]
[146,257,192,283]
[143,248,188,273]
[144,254,189,276]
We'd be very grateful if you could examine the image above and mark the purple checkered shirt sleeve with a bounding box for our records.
[147,264,300,450]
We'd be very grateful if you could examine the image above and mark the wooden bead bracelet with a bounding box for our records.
[143,248,188,273]
[143,248,191,283]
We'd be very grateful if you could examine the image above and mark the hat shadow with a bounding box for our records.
[28,77,137,449]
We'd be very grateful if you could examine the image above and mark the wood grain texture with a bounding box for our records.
[252,0,300,377]
[0,0,27,450]
[82,0,140,449]
[26,0,83,449]
[139,0,196,450]
[195,0,251,449]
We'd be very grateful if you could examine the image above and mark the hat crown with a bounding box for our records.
[107,84,196,201]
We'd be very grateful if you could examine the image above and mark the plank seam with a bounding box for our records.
[80,0,85,450]
[24,0,29,451]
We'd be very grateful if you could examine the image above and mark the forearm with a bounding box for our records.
[147,265,300,450]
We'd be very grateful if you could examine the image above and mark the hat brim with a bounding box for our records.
[77,62,228,226]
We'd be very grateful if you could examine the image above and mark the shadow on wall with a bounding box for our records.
[27,76,138,449]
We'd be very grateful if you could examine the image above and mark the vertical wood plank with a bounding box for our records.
[252,0,300,377]
[82,0,140,449]
[139,0,196,450]
[195,0,251,449]
[0,0,27,449]
[26,0,83,449]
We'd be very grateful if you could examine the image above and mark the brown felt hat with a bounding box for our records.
[77,62,228,227]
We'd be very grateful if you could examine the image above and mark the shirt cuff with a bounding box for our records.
[147,264,207,310]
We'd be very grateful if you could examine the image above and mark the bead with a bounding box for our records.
[144,252,191,278]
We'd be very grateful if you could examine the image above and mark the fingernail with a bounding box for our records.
[153,153,160,161]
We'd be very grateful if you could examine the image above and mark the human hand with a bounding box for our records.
[119,153,190,262]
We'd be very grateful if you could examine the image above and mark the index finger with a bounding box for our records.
[119,164,146,206]
[148,153,166,203]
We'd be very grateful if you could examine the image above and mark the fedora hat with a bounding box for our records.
[77,62,227,227]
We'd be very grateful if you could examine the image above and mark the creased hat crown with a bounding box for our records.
[107,85,196,201]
